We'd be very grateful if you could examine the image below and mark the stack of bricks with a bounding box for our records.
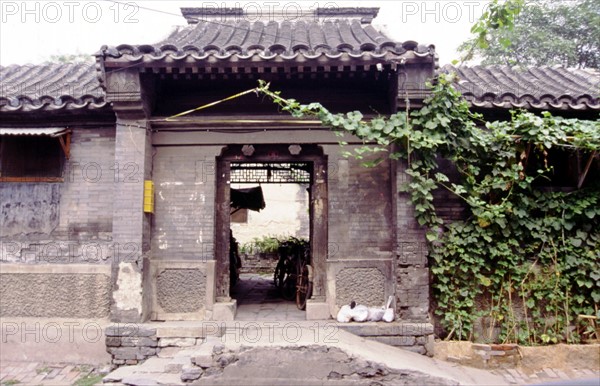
[105,325,158,367]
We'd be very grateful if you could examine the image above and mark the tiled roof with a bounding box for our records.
[444,65,600,110]
[99,9,434,63]
[2,61,599,114]
[0,63,106,113]
[0,128,70,136]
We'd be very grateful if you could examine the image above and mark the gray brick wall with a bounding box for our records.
[151,146,219,261]
[111,124,149,259]
[62,128,116,237]
[324,145,394,261]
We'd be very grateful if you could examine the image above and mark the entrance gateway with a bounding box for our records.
[215,145,328,320]
[125,6,435,326]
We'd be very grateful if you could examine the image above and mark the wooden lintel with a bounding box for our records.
[0,176,65,183]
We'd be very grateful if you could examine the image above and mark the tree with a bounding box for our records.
[459,0,600,68]
[46,52,94,64]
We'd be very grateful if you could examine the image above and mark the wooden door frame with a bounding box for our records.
[214,144,328,305]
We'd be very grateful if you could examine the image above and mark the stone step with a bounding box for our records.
[164,356,192,374]
[103,326,508,386]
[153,322,225,339]
[131,357,172,373]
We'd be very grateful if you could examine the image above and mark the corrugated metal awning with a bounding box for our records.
[0,128,70,137]
[0,128,71,159]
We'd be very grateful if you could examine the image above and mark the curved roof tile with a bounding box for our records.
[99,19,430,62]
[3,62,597,114]
[443,65,600,110]
[0,63,106,113]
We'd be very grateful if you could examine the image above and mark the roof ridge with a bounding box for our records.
[180,7,379,25]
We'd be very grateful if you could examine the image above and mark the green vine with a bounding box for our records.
[458,0,525,63]
[257,76,600,344]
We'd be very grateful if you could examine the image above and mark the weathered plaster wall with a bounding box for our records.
[0,184,60,236]
[151,146,220,261]
[0,264,111,318]
[156,268,206,313]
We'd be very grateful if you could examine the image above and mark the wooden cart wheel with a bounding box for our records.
[296,264,313,310]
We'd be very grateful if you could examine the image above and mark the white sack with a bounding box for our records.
[350,304,369,322]
[336,304,353,323]
[367,307,385,322]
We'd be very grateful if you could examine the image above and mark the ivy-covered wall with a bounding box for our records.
[257,76,600,345]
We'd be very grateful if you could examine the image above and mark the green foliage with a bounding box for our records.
[240,235,281,254]
[459,0,600,68]
[240,235,309,255]
[468,0,525,49]
[256,75,600,345]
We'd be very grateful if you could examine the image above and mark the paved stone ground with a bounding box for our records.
[231,273,305,321]
[4,359,598,386]
[0,362,105,385]
[491,367,599,385]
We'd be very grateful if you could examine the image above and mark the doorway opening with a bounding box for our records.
[230,162,310,320]
[215,145,328,321]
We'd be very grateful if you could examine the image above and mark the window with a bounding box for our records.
[525,147,599,189]
[0,128,69,182]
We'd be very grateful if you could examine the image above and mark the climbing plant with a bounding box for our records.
[256,75,600,345]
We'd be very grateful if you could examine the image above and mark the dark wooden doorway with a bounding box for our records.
[215,145,328,310]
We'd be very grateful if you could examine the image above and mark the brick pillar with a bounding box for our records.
[395,159,430,321]
[394,62,435,322]
[105,68,153,322]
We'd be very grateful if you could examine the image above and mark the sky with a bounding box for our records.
[0,0,492,66]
